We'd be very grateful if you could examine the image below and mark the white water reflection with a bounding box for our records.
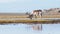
[0,23,60,34]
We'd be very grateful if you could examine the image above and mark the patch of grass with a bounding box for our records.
[0,19,56,24]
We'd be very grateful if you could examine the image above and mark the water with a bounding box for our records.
[0,23,60,34]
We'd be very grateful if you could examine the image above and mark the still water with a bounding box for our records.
[0,23,60,34]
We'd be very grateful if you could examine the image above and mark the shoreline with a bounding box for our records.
[0,18,60,24]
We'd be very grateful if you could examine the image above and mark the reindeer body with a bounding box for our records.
[32,10,42,18]
[28,10,42,19]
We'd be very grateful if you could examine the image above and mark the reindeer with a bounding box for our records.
[26,10,42,19]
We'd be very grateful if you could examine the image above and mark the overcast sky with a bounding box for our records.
[0,0,60,13]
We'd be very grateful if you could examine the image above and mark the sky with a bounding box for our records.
[0,0,60,13]
[0,24,60,34]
